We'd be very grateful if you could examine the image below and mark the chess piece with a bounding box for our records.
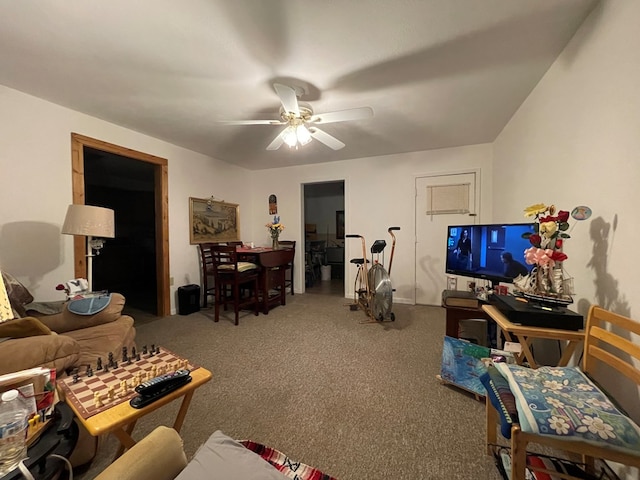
[108,386,115,401]
[73,373,80,384]
[150,344,156,357]
[96,358,103,371]
[94,392,103,408]
[142,345,148,355]
[131,346,137,359]
[108,352,115,368]
[122,346,128,363]
[120,380,128,395]
[86,366,93,377]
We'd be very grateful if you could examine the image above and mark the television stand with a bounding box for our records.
[441,289,492,339]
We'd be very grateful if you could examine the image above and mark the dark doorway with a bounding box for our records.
[303,181,345,296]
[84,147,158,314]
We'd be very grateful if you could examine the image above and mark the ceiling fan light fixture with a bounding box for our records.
[228,83,372,152]
[296,124,312,145]
[283,126,298,147]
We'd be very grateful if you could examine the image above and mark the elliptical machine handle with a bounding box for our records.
[345,234,361,238]
[387,227,400,275]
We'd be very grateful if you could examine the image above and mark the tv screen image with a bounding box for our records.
[446,223,535,287]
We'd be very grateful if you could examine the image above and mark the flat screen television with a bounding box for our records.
[445,222,535,288]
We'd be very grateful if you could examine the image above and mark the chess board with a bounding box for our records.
[59,347,199,419]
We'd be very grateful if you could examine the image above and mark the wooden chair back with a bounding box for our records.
[582,305,640,386]
[493,306,640,479]
[210,244,259,325]
[198,243,216,307]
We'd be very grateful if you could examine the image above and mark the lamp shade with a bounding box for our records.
[62,204,115,238]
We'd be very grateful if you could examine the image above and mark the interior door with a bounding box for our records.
[415,172,478,305]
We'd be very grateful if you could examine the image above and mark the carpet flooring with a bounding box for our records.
[76,292,504,479]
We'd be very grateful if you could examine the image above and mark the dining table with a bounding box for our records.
[236,246,295,314]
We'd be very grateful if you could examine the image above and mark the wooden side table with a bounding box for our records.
[441,302,492,339]
[61,366,212,458]
[481,304,585,368]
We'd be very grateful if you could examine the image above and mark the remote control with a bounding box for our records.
[130,370,192,409]
[130,375,192,409]
[135,369,191,396]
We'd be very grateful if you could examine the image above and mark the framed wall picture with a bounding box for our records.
[269,194,278,214]
[189,197,240,244]
[336,210,345,239]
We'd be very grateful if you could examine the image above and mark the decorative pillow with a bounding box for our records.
[0,271,14,322]
[175,430,289,480]
[480,364,519,439]
[495,363,640,457]
[1,271,34,318]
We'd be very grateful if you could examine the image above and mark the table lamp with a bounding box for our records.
[62,204,115,292]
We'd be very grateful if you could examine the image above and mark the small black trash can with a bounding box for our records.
[178,284,200,315]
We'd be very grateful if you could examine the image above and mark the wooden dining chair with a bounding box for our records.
[277,240,296,295]
[258,248,296,313]
[485,305,640,479]
[198,243,216,307]
[210,244,259,325]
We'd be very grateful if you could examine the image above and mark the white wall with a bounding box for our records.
[0,85,492,311]
[493,0,640,457]
[246,144,493,304]
[0,86,250,309]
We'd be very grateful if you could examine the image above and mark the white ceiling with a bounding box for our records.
[0,0,598,170]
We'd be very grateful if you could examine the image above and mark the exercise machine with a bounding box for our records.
[347,227,400,323]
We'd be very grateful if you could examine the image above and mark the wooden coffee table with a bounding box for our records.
[60,365,212,458]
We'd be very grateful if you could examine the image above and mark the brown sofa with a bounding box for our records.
[0,292,135,376]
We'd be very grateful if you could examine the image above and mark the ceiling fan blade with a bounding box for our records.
[219,119,284,125]
[273,83,300,117]
[266,128,286,150]
[309,127,345,150]
[309,106,374,124]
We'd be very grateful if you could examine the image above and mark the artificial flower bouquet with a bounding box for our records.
[266,215,284,238]
[514,203,574,304]
[266,216,284,248]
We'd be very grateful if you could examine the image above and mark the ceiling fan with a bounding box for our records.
[222,83,373,151]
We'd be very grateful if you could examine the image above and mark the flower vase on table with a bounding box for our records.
[266,215,284,250]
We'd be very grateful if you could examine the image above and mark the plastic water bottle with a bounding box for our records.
[0,389,29,476]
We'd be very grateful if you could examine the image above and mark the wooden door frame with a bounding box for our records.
[70,133,171,316]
